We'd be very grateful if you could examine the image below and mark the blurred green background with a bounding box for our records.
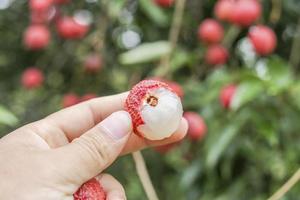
[0,0,300,199]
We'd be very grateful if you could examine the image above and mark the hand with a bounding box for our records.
[0,92,187,200]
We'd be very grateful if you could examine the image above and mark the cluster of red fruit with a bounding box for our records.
[198,0,277,66]
[21,0,103,107]
[154,0,174,7]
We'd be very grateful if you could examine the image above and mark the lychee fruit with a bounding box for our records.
[74,178,106,200]
[62,93,80,108]
[29,0,53,13]
[125,80,183,140]
[23,25,50,50]
[248,25,277,56]
[205,45,228,66]
[84,54,102,73]
[230,0,261,27]
[154,0,174,7]
[56,16,89,39]
[148,77,184,99]
[21,68,44,89]
[220,84,237,109]
[198,19,224,44]
[184,112,207,141]
[214,0,235,22]
[81,93,97,102]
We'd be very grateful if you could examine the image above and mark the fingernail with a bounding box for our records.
[100,111,132,140]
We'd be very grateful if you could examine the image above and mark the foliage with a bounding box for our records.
[0,0,300,199]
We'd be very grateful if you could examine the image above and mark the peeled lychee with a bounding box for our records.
[74,178,106,200]
[125,80,183,140]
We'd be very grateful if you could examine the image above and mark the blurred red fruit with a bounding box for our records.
[81,93,97,102]
[231,0,261,27]
[30,11,48,24]
[214,0,235,22]
[23,25,50,50]
[154,0,174,7]
[184,112,207,141]
[62,93,80,108]
[56,16,89,39]
[205,45,228,65]
[29,0,53,12]
[248,25,277,56]
[84,54,102,73]
[220,84,237,109]
[22,68,44,89]
[54,0,71,4]
[198,19,224,44]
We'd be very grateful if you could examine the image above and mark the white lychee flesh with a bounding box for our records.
[137,88,183,140]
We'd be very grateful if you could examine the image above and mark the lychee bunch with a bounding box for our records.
[125,80,183,140]
[74,178,106,200]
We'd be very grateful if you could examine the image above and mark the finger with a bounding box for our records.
[52,111,132,184]
[96,174,126,200]
[121,117,188,154]
[34,92,128,147]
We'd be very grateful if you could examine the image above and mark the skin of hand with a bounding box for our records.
[0,92,188,200]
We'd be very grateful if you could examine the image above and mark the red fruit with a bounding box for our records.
[220,84,237,109]
[154,0,174,7]
[23,25,50,50]
[248,25,277,56]
[198,19,224,44]
[74,178,106,200]
[54,0,70,4]
[148,77,184,99]
[84,54,102,73]
[22,68,44,89]
[81,93,97,102]
[29,0,53,12]
[56,16,89,39]
[62,93,80,108]
[214,0,235,22]
[205,45,228,65]
[125,80,183,140]
[231,0,261,27]
[184,112,207,141]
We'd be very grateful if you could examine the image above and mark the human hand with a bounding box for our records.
[0,92,187,200]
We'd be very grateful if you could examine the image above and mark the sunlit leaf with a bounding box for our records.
[0,105,18,126]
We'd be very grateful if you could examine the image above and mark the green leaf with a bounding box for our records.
[119,41,171,65]
[139,0,169,27]
[231,78,264,110]
[206,124,240,169]
[0,105,18,126]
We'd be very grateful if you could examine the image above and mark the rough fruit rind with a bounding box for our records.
[74,178,106,200]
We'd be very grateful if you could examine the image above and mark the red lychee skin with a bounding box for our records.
[205,45,228,66]
[29,0,53,12]
[220,84,237,109]
[56,16,89,39]
[231,0,261,27]
[154,0,174,7]
[74,178,106,200]
[81,93,97,102]
[84,54,102,73]
[22,68,44,89]
[125,80,172,137]
[248,25,277,56]
[214,0,235,22]
[23,25,50,50]
[198,19,224,44]
[62,93,80,108]
[184,112,207,141]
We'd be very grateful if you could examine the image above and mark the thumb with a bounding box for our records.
[53,111,132,183]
